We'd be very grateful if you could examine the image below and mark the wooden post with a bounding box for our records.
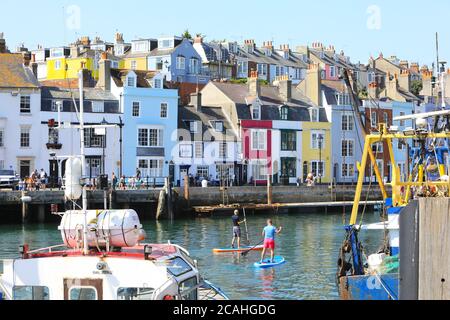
[267,175,273,205]
[21,191,29,223]
[184,175,190,201]
[166,177,174,221]
[37,205,45,223]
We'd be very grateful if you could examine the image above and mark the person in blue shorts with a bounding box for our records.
[231,210,246,249]
[260,219,282,263]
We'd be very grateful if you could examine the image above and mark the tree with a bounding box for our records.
[181,29,192,40]
[411,80,423,96]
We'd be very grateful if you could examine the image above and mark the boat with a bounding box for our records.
[254,256,286,269]
[213,245,264,254]
[0,70,228,301]
[336,112,450,300]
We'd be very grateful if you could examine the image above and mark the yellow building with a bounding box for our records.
[46,50,122,81]
[300,121,332,183]
[122,53,150,71]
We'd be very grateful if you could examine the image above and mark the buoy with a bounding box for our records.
[65,158,82,200]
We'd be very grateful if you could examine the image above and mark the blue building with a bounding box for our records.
[147,37,210,85]
[106,63,178,184]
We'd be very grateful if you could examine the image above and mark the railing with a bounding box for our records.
[113,176,166,190]
[27,245,68,255]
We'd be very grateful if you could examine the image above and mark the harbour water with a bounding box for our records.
[0,211,384,300]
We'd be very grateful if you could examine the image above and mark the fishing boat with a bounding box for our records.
[0,70,228,301]
[336,110,450,300]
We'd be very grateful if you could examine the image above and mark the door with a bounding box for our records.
[49,160,59,188]
[64,279,103,300]
[19,160,31,179]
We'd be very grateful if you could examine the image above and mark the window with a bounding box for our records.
[238,61,248,75]
[398,139,406,150]
[399,112,406,127]
[20,95,31,113]
[342,114,354,131]
[342,140,354,157]
[195,142,204,158]
[368,72,375,83]
[92,101,104,113]
[117,288,154,301]
[138,128,164,147]
[281,157,297,177]
[176,56,186,70]
[179,277,198,301]
[167,257,193,277]
[383,112,389,126]
[130,60,137,70]
[371,112,378,128]
[138,158,164,177]
[311,131,325,149]
[51,100,62,112]
[311,161,325,178]
[213,121,224,133]
[335,93,351,105]
[251,159,268,180]
[280,106,289,120]
[69,287,97,300]
[54,60,62,70]
[251,104,260,120]
[342,163,355,177]
[179,144,193,158]
[251,129,267,150]
[13,286,49,300]
[219,142,227,158]
[48,128,59,145]
[154,79,162,88]
[197,165,209,178]
[372,142,383,153]
[0,129,4,147]
[20,127,30,148]
[132,102,140,117]
[257,64,267,76]
[160,103,168,118]
[127,76,135,87]
[310,108,319,122]
[189,121,198,133]
[189,58,199,74]
[330,66,336,78]
[84,128,105,148]
[281,130,296,151]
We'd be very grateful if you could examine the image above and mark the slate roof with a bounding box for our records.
[211,81,328,122]
[41,86,117,101]
[237,47,308,69]
[178,105,237,141]
[110,68,157,88]
[0,53,40,88]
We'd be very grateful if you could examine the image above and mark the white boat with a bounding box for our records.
[0,69,228,301]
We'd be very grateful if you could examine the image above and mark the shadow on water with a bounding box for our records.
[0,211,384,300]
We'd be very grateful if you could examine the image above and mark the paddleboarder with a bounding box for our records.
[231,210,247,249]
[260,219,282,264]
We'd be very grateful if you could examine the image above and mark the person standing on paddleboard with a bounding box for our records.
[231,210,247,249]
[260,219,282,264]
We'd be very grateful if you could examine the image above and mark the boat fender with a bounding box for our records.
[163,295,175,301]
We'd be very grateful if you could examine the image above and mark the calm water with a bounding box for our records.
[0,212,384,300]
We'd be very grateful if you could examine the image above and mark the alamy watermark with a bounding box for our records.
[366,5,382,30]
[66,5,81,31]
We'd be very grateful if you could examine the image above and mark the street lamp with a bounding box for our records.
[318,135,324,184]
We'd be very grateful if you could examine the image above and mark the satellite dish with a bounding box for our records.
[416,117,428,129]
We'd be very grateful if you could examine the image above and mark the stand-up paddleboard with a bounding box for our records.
[254,256,286,268]
[213,245,264,254]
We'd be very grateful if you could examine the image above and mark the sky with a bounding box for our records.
[1,0,450,67]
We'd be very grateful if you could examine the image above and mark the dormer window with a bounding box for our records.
[283,51,289,60]
[310,108,319,122]
[213,121,224,132]
[251,104,261,120]
[280,106,289,120]
[368,72,376,83]
[127,76,136,87]
[329,66,336,78]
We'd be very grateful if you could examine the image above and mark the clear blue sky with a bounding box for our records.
[1,0,449,67]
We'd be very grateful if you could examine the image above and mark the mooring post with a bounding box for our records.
[37,205,45,223]
[267,175,273,205]
[21,191,29,223]
[184,175,190,201]
[166,177,174,221]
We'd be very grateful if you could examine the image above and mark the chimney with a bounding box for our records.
[70,45,80,58]
[385,72,400,100]
[97,52,111,91]
[368,82,379,99]
[189,91,202,111]
[325,45,335,55]
[244,39,255,54]
[420,69,433,97]
[410,62,419,73]
[301,63,321,106]
[274,75,292,102]
[31,54,38,79]
[248,69,261,97]
[22,51,31,66]
[399,69,410,91]
[399,60,409,70]
[115,32,124,44]
[194,36,203,44]
[0,32,6,53]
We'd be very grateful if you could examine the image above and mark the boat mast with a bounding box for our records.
[78,69,89,255]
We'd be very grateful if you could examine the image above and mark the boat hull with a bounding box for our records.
[338,274,399,300]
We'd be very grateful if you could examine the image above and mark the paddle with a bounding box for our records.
[243,208,250,245]
[241,239,264,257]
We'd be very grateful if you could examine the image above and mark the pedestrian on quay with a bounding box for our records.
[40,169,47,190]
[231,210,247,249]
[112,172,118,190]
[260,219,282,264]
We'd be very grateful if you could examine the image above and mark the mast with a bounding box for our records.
[78,69,89,255]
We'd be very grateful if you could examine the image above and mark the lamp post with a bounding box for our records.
[318,134,324,184]
[100,118,108,175]
[118,116,123,178]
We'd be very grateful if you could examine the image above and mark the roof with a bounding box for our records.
[237,46,308,69]
[0,53,40,88]
[110,68,157,88]
[149,47,177,57]
[178,105,237,141]
[211,81,327,122]
[41,86,117,101]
